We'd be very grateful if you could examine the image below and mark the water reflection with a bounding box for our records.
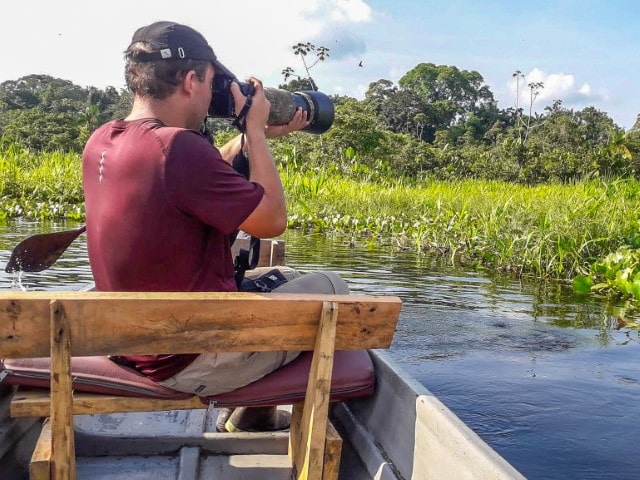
[2,224,640,479]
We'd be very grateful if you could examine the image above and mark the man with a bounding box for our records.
[82,21,348,432]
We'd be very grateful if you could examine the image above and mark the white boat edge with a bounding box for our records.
[335,349,527,479]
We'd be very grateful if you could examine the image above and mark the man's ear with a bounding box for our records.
[182,70,196,95]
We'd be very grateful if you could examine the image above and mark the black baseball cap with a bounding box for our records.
[128,21,235,78]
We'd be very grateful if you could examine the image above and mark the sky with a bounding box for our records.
[1,0,639,129]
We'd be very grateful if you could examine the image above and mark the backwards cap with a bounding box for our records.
[128,21,235,78]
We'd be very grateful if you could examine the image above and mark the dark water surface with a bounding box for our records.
[2,222,640,480]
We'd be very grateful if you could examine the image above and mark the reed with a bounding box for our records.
[282,169,640,281]
[0,144,83,221]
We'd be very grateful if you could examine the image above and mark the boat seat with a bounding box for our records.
[1,356,190,399]
[0,292,401,480]
[1,350,375,411]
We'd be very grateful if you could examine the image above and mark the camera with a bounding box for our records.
[209,75,334,134]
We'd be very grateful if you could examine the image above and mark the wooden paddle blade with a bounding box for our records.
[5,225,86,273]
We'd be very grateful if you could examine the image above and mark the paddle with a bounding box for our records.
[5,225,86,273]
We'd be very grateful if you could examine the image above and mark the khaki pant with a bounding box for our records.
[158,268,349,396]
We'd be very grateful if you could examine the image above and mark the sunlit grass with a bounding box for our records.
[0,144,83,221]
[3,143,640,285]
[283,169,640,281]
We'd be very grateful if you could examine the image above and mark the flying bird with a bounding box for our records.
[358,60,363,67]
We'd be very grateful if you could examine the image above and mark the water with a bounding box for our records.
[2,223,639,480]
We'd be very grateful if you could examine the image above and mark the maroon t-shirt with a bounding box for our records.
[82,118,264,381]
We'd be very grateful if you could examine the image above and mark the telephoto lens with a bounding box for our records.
[263,88,334,134]
[209,77,334,134]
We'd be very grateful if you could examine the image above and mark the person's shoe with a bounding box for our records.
[215,407,235,432]
[224,406,291,432]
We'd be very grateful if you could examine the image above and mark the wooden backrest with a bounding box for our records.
[0,291,401,358]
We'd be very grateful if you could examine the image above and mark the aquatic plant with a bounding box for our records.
[0,144,82,222]
[3,143,640,289]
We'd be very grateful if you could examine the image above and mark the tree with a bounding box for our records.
[279,75,317,92]
[0,75,87,113]
[280,42,329,92]
[0,75,127,152]
[414,112,427,139]
[325,98,386,157]
[1,108,82,152]
[522,81,544,144]
[393,63,499,143]
[364,79,397,113]
[364,79,434,140]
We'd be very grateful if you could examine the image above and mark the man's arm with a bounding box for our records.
[225,81,309,238]
[217,134,242,165]
[228,80,284,239]
[217,108,309,165]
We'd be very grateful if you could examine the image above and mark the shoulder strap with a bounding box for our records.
[233,235,261,288]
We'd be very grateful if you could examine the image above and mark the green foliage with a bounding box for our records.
[0,74,127,153]
[282,170,640,281]
[0,143,83,220]
[279,42,329,92]
[1,109,82,152]
[579,247,640,301]
[1,64,640,304]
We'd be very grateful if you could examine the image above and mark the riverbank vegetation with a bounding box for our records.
[1,63,640,303]
[2,141,640,290]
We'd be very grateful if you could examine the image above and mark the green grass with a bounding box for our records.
[3,144,640,289]
[283,169,640,281]
[0,143,83,221]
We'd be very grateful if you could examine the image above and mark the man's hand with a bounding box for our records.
[265,108,310,139]
[230,78,270,137]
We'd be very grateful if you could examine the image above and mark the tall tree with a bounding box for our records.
[367,63,500,143]
[280,42,329,92]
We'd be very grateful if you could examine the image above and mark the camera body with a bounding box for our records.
[209,75,251,119]
[208,74,334,134]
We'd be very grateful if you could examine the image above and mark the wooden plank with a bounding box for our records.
[268,240,286,266]
[49,300,76,480]
[293,301,338,480]
[0,293,401,358]
[29,418,52,480]
[11,390,206,418]
[323,420,343,480]
[289,403,304,466]
[290,408,342,480]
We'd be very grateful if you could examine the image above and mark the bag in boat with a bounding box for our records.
[238,268,288,292]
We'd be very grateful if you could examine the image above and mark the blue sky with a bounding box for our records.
[2,0,638,128]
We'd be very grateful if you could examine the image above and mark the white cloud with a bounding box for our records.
[330,0,373,23]
[200,0,373,90]
[0,0,375,97]
[578,83,591,95]
[507,68,611,109]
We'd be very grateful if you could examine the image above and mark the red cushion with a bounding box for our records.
[205,350,375,407]
[1,356,192,399]
[0,350,375,406]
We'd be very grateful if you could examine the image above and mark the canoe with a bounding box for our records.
[0,235,525,478]
[0,348,525,479]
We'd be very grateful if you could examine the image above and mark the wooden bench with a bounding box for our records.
[0,290,401,480]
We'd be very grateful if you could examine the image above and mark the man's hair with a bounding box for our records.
[125,42,210,99]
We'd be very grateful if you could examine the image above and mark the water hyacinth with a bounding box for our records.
[579,247,640,300]
[284,170,640,284]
